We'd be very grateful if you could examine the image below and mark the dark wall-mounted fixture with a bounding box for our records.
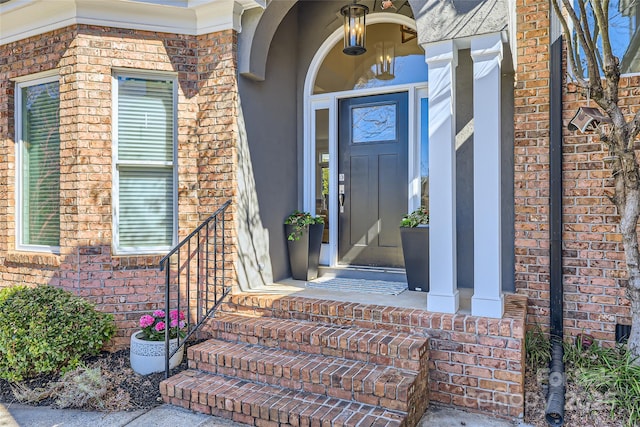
[616,323,631,344]
[341,1,369,55]
[567,106,612,132]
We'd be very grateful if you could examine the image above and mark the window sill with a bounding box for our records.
[111,254,164,269]
[4,251,60,267]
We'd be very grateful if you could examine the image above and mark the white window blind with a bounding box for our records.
[19,81,60,248]
[115,76,175,251]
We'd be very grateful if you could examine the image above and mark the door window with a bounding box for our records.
[420,97,429,209]
[352,103,397,143]
[314,109,330,243]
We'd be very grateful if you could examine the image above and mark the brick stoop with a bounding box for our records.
[160,313,430,427]
[219,293,526,418]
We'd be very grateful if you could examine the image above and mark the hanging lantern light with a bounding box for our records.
[375,42,395,80]
[341,1,369,56]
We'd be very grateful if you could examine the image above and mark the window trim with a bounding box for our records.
[14,74,61,253]
[112,71,178,255]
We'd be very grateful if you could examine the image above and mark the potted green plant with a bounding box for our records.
[284,210,325,281]
[130,309,187,375]
[400,207,429,292]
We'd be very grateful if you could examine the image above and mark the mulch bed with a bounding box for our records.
[0,343,630,425]
[0,347,190,411]
[523,364,625,427]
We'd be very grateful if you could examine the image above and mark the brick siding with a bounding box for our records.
[223,293,528,419]
[560,81,635,341]
[0,25,238,349]
[0,0,634,401]
[514,0,633,343]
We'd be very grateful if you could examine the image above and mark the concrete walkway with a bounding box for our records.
[0,402,535,427]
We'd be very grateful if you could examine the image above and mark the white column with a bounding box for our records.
[470,33,504,318]
[424,40,459,314]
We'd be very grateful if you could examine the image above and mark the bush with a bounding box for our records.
[284,210,324,241]
[400,207,429,227]
[0,285,116,382]
[0,285,23,305]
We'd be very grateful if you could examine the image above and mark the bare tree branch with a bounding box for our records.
[593,0,613,66]
[558,0,603,95]
[551,0,587,85]
[574,0,601,80]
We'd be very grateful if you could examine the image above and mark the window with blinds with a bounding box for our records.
[17,78,61,250]
[114,74,176,253]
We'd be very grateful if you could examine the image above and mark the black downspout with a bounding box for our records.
[545,4,565,426]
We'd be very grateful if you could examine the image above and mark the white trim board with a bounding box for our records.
[14,74,62,254]
[0,0,263,46]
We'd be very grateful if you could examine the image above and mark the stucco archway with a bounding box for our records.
[238,0,514,83]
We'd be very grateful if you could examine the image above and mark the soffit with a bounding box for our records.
[411,0,508,44]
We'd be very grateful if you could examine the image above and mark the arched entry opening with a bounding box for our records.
[303,14,428,269]
[237,0,514,317]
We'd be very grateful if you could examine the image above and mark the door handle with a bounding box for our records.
[339,193,345,213]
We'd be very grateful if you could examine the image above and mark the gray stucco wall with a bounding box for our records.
[237,0,515,290]
[454,49,515,292]
[294,1,347,199]
[236,1,356,284]
[411,0,508,44]
[456,49,474,289]
[237,6,299,283]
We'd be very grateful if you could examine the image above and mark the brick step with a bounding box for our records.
[224,294,423,334]
[161,370,406,427]
[188,339,419,412]
[203,313,428,370]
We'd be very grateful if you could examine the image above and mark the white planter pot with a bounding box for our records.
[130,331,184,375]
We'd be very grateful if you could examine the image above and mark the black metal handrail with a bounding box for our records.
[159,200,232,378]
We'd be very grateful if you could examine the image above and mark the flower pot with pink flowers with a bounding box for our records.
[129,309,187,375]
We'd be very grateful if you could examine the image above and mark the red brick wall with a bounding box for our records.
[514,0,633,344]
[560,81,635,342]
[514,0,553,327]
[224,293,527,419]
[0,25,239,349]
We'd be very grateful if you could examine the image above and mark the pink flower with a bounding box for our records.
[179,321,186,329]
[139,315,154,328]
[170,310,186,321]
[153,310,165,318]
[170,318,178,328]
[155,321,165,332]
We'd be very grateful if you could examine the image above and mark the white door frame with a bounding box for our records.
[303,15,428,267]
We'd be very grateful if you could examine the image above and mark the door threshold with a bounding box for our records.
[318,265,407,282]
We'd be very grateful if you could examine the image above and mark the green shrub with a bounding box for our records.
[400,207,429,227]
[0,285,116,382]
[0,285,24,305]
